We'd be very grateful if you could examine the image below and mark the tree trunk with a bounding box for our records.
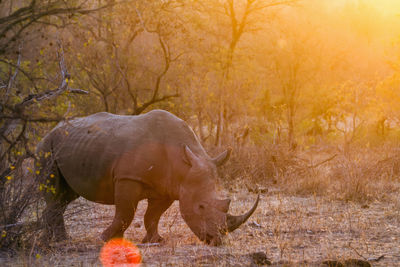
[287,104,295,149]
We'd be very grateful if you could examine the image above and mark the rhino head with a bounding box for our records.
[179,146,259,245]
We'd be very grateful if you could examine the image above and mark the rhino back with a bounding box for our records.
[45,110,206,203]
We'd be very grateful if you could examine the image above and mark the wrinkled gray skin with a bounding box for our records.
[36,110,258,245]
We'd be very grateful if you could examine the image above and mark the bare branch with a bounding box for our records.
[308,154,338,169]
[134,93,180,115]
[0,122,26,161]
[0,1,121,53]
[249,0,299,12]
[14,41,87,110]
[6,45,22,94]
[68,88,89,94]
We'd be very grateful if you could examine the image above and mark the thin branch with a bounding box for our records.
[151,34,170,102]
[0,122,27,160]
[0,114,64,122]
[308,154,338,169]
[68,88,89,94]
[0,1,120,53]
[249,0,299,12]
[347,242,367,261]
[134,93,180,115]
[5,45,22,94]
[14,41,87,110]
[0,59,40,90]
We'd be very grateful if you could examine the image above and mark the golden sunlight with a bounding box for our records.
[370,0,400,15]
[336,0,400,15]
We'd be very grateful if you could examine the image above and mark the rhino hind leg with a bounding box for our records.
[142,198,173,243]
[42,198,72,242]
[42,165,78,242]
[100,179,143,241]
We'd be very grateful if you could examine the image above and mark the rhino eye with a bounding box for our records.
[195,202,207,214]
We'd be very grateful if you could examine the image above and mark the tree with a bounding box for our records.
[263,13,327,148]
[0,0,110,250]
[187,0,299,146]
[330,81,375,156]
[69,0,183,115]
[0,0,113,55]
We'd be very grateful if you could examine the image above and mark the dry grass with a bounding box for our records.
[0,190,399,266]
[224,144,400,204]
[1,145,400,266]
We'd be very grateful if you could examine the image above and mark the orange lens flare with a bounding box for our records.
[100,238,141,266]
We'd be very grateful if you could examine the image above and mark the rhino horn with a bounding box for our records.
[226,194,259,232]
[212,148,232,167]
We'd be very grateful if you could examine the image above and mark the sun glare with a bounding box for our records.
[371,0,400,15]
[100,238,141,267]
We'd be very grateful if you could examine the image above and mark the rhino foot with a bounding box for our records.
[53,232,69,242]
[100,229,123,242]
[141,234,164,244]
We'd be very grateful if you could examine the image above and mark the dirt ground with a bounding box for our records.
[1,189,399,266]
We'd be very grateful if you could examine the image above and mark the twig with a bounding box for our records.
[68,88,89,94]
[0,222,25,229]
[308,154,337,169]
[137,243,160,247]
[5,44,22,99]
[14,41,88,110]
[134,7,147,32]
[29,235,38,264]
[347,242,367,260]
[367,255,385,262]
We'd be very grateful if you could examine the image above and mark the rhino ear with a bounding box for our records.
[183,145,197,167]
[212,148,232,167]
[215,198,231,213]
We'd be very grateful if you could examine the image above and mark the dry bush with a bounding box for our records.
[0,158,42,251]
[0,154,65,252]
[218,142,400,204]
[330,147,400,203]
[219,142,329,195]
[218,143,298,189]
[330,156,377,203]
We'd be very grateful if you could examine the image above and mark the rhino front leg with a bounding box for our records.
[101,179,143,241]
[142,198,173,243]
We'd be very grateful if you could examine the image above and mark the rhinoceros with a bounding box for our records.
[36,110,259,245]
